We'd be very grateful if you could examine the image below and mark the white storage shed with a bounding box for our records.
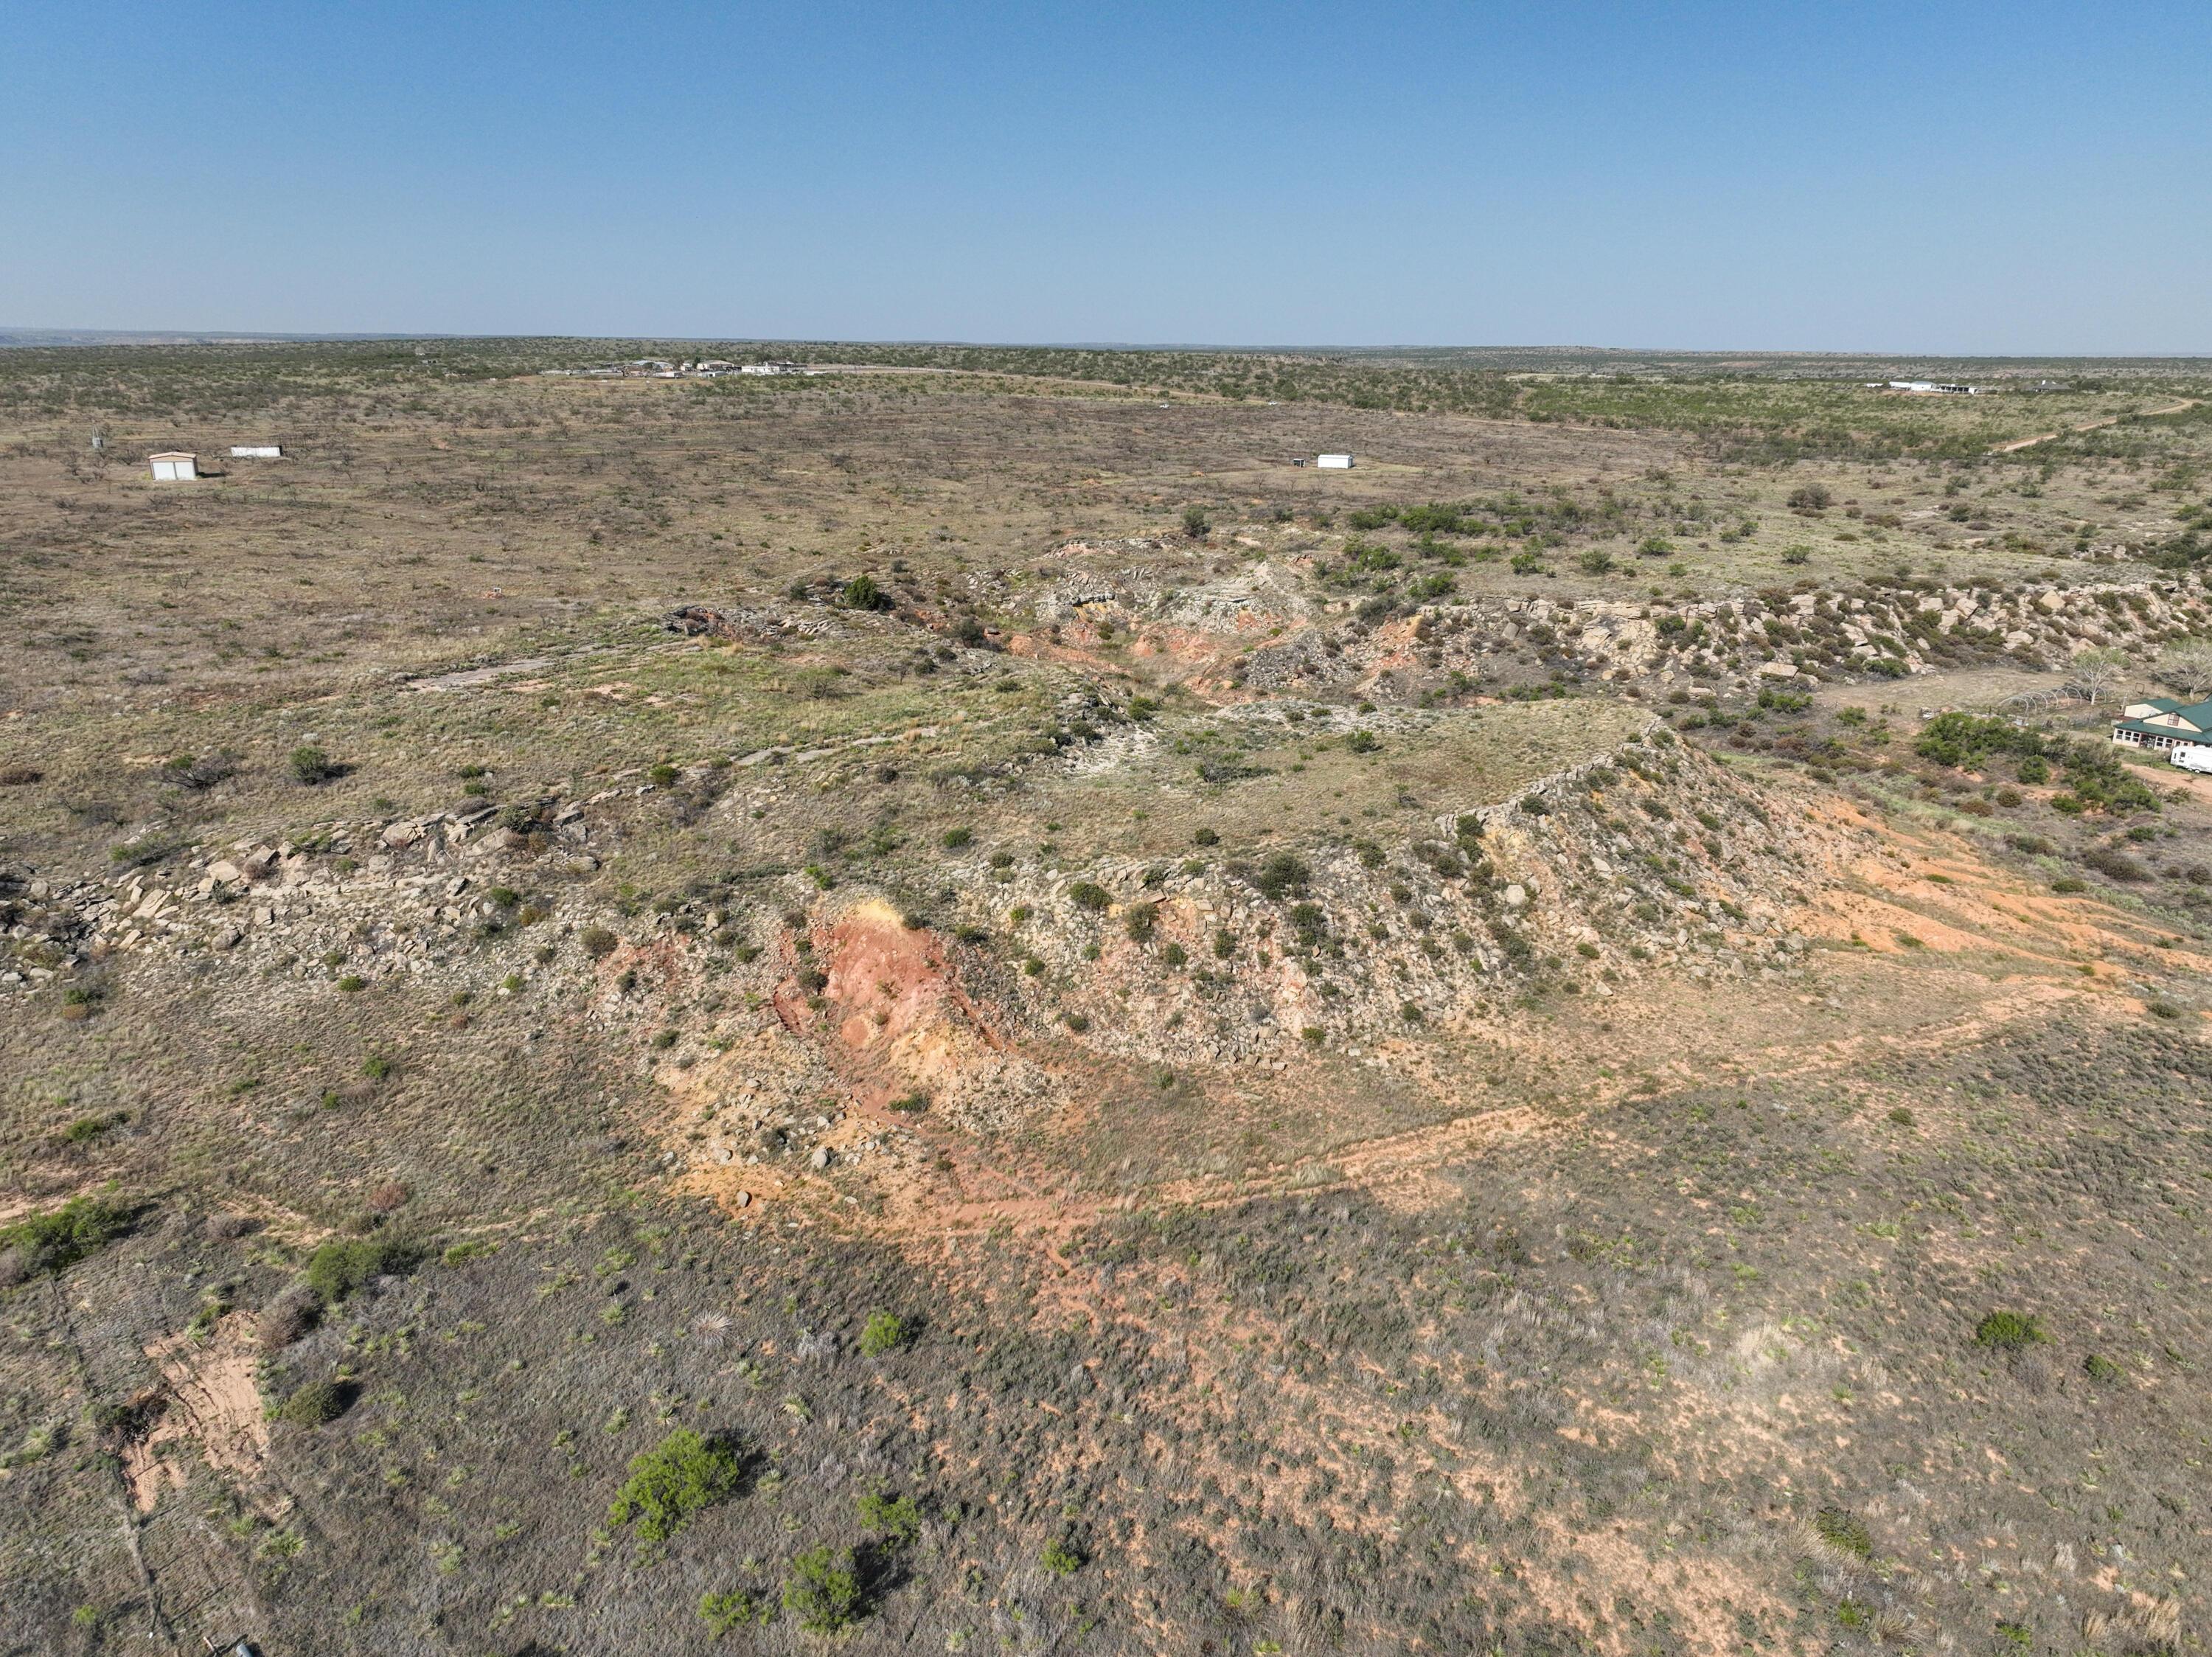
[1317,453,1354,470]
[149,452,199,481]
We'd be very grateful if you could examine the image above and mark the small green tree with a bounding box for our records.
[607,1428,746,1544]
[859,1310,908,1357]
[783,1545,863,1633]
[1181,506,1211,540]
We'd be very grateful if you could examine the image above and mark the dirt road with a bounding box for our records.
[1990,398,2199,454]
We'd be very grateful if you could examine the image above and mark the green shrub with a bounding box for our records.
[1124,903,1158,943]
[858,1488,922,1545]
[0,1196,133,1280]
[1193,827,1219,847]
[1813,1505,1873,1558]
[276,1377,357,1428]
[647,762,679,787]
[940,826,973,849]
[2060,744,2160,813]
[840,573,892,611]
[1253,853,1310,900]
[580,925,619,958]
[783,1545,863,1633]
[1068,881,1111,912]
[1040,1537,1084,1577]
[1914,714,2044,771]
[288,744,341,785]
[2083,1353,2123,1383]
[1974,1310,2047,1352]
[608,1428,747,1544]
[1180,506,1211,539]
[859,1310,908,1356]
[698,1589,768,1636]
[304,1236,420,1302]
[62,1112,126,1144]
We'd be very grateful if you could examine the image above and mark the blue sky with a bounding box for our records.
[3,1,2207,350]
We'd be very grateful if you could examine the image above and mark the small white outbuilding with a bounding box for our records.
[230,445,282,459]
[1317,453,1354,470]
[149,452,199,481]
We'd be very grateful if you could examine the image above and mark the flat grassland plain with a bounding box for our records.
[5,341,2212,1656]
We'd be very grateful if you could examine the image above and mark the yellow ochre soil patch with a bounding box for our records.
[122,1312,268,1513]
[1799,814,2211,979]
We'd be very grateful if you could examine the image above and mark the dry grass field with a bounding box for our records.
[4,341,2212,1657]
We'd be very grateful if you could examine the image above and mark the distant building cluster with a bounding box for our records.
[538,358,819,380]
[1868,380,1983,395]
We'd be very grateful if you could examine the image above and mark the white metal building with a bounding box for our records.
[230,445,283,459]
[1317,453,1354,470]
[149,452,199,481]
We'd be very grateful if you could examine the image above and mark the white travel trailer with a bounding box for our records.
[148,452,199,481]
[1317,453,1354,469]
[230,445,283,459]
[2171,744,2212,775]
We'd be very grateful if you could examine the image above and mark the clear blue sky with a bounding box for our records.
[4,1,2207,352]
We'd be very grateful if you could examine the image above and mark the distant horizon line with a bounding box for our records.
[1,328,2206,362]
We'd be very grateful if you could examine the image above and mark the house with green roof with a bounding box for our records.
[2111,696,2212,754]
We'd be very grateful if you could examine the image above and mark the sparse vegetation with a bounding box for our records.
[5,338,2212,1655]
